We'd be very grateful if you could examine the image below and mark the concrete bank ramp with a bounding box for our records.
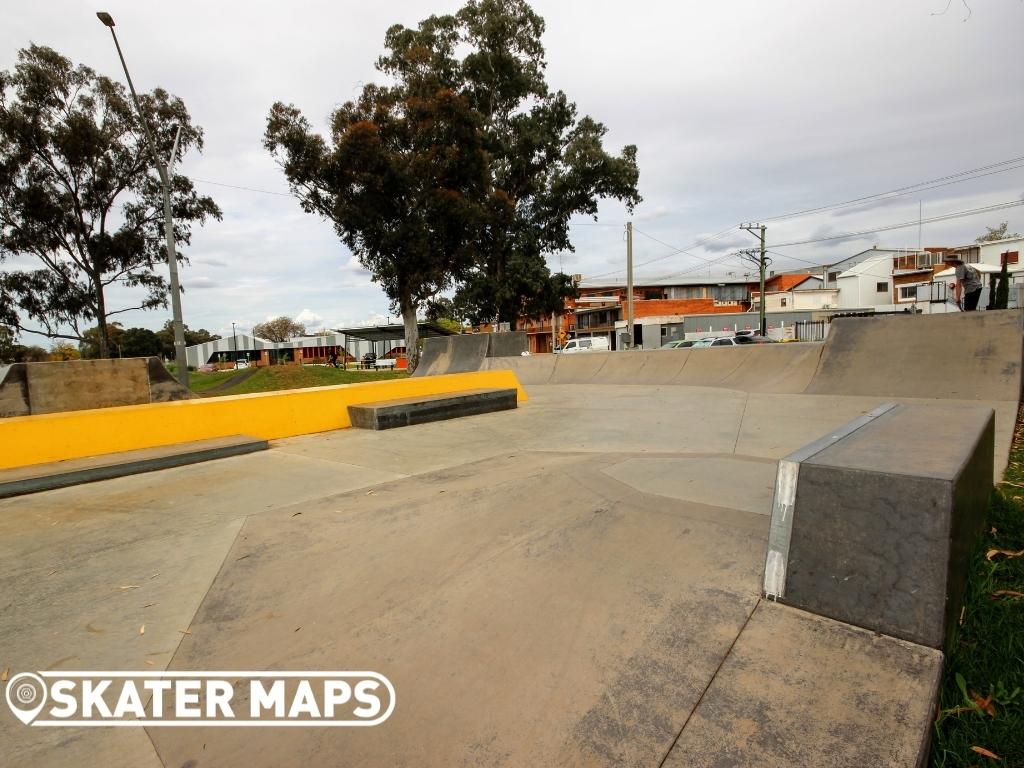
[484,343,824,393]
[805,310,1022,400]
[413,332,527,377]
[481,311,1023,399]
[0,357,194,417]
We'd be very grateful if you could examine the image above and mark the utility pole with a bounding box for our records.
[626,221,634,349]
[740,223,768,337]
[97,12,189,388]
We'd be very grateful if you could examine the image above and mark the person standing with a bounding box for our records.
[944,255,983,311]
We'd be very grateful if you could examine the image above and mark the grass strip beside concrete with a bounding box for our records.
[932,406,1024,766]
[190,365,408,397]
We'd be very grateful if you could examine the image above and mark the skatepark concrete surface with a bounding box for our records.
[0,311,1020,767]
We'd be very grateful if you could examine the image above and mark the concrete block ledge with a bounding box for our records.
[0,435,268,498]
[763,402,994,649]
[348,387,518,430]
[0,370,526,471]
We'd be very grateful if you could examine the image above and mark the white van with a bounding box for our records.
[558,337,610,354]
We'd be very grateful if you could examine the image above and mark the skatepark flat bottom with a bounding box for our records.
[0,383,1008,767]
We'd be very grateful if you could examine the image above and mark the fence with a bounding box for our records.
[794,320,828,342]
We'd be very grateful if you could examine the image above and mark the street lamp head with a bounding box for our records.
[96,11,115,27]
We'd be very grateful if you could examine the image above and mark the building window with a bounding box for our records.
[645,289,664,300]
[876,282,889,293]
[1003,251,1019,265]
[709,284,746,301]
[667,286,704,299]
[828,271,840,282]
[780,297,788,307]
[898,285,918,301]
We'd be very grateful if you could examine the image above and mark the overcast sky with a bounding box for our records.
[3,0,1023,340]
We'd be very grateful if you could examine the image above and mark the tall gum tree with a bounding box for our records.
[264,27,489,372]
[384,0,642,329]
[0,45,221,358]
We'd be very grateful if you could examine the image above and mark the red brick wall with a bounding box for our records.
[632,298,748,317]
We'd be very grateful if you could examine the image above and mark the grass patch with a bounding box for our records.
[187,369,248,393]
[194,365,407,397]
[931,408,1024,767]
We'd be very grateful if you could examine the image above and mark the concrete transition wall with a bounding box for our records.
[764,402,993,650]
[0,358,195,418]
[472,310,1022,401]
[414,332,527,377]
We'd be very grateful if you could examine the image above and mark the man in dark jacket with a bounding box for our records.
[944,255,984,311]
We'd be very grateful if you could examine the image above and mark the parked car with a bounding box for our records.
[234,359,249,369]
[558,337,610,353]
[732,335,775,344]
[660,339,695,349]
[691,337,744,348]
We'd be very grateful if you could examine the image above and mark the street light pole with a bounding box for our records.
[97,11,189,388]
[232,322,238,365]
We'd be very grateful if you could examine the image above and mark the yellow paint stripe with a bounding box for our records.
[1,371,526,470]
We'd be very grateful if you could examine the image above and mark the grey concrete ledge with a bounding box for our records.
[0,435,268,498]
[763,402,994,649]
[348,388,518,430]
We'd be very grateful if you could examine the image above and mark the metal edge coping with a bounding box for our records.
[762,402,899,600]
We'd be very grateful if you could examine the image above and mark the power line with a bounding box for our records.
[192,177,296,195]
[769,198,1024,248]
[586,154,1024,280]
[585,225,739,279]
[758,155,1024,223]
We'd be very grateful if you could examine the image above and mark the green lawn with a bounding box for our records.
[190,365,408,397]
[932,407,1024,766]
[187,368,248,393]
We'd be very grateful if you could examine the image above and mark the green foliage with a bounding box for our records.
[119,327,162,357]
[79,322,124,358]
[423,297,464,333]
[264,32,490,371]
[995,259,1010,310]
[0,44,221,358]
[17,345,48,362]
[251,316,306,343]
[399,0,639,327]
[976,222,1021,243]
[49,341,79,360]
[0,325,15,362]
[931,455,1024,765]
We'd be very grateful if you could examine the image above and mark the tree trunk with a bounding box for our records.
[401,294,420,373]
[95,283,110,359]
[497,304,518,331]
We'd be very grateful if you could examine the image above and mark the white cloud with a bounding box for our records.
[2,0,1023,329]
[294,308,324,326]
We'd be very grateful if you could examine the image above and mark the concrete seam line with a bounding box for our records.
[801,340,828,394]
[656,597,760,768]
[730,392,750,455]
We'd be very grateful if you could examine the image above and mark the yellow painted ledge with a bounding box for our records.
[1,370,526,470]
